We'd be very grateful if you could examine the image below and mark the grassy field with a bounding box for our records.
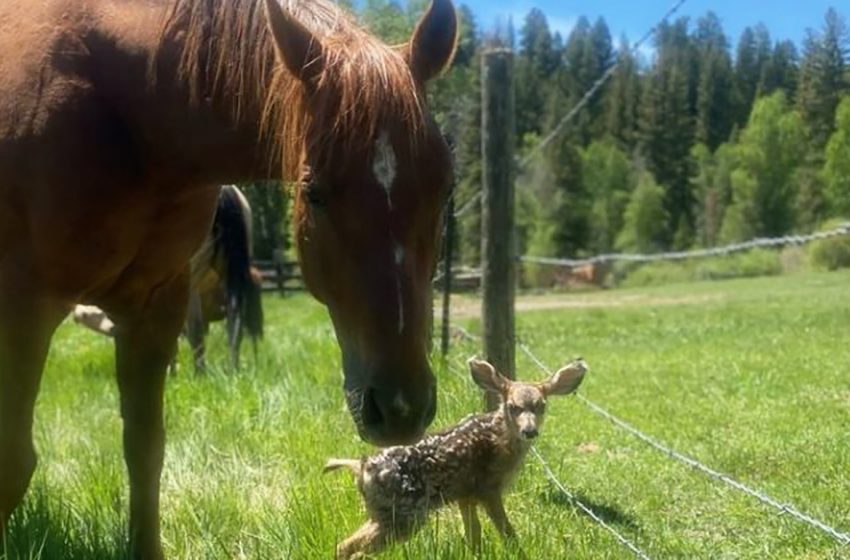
[3,270,849,559]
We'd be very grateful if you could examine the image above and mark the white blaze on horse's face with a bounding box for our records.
[394,245,405,335]
[373,131,406,335]
[374,131,398,206]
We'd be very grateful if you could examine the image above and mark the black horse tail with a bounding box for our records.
[244,266,265,342]
[212,185,263,366]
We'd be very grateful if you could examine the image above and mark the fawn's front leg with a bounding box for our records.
[483,493,517,539]
[483,494,530,558]
[459,499,482,552]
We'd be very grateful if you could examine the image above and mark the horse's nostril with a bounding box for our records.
[423,386,437,426]
[355,382,435,446]
[361,388,384,428]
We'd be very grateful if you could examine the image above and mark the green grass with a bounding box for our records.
[3,270,850,559]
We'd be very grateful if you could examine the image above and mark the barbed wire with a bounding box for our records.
[531,447,653,560]
[520,223,850,268]
[518,0,689,171]
[518,343,850,547]
[454,191,483,219]
[443,359,652,559]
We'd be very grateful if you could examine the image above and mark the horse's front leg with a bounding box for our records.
[0,257,66,531]
[113,272,189,560]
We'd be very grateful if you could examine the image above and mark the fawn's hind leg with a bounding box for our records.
[336,520,391,560]
[336,516,420,560]
[459,500,482,552]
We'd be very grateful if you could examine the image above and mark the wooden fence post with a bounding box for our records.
[481,48,516,410]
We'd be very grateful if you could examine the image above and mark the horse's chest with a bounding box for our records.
[34,182,219,308]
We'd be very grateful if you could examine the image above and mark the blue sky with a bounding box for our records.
[461,0,844,52]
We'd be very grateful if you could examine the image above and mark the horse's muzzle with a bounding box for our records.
[346,378,436,446]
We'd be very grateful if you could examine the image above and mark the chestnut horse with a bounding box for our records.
[0,0,457,557]
[73,184,265,372]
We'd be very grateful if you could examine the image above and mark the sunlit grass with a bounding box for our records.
[3,270,849,558]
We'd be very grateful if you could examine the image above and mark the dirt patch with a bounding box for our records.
[446,292,725,319]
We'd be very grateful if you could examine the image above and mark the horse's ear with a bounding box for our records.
[264,0,324,84]
[408,0,458,83]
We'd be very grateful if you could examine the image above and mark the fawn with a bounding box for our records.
[324,357,588,559]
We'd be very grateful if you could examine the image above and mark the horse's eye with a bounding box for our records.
[303,181,327,208]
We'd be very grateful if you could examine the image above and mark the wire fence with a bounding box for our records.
[531,447,653,560]
[517,343,850,547]
[520,222,850,268]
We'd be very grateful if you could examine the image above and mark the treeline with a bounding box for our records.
[247,2,850,266]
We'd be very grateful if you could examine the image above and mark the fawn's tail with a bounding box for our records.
[323,459,361,476]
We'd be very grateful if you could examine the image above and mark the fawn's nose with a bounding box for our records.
[359,381,436,446]
[521,427,539,440]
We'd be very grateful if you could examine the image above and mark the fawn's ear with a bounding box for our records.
[539,360,588,397]
[468,359,510,394]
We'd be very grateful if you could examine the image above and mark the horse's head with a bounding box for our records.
[265,0,457,445]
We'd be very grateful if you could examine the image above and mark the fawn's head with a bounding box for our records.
[468,359,588,441]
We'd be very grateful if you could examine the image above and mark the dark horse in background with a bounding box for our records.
[187,184,264,372]
[74,184,265,372]
[0,0,458,557]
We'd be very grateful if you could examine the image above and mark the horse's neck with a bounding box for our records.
[125,0,282,185]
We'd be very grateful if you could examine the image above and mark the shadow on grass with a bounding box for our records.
[538,487,641,531]
[2,491,125,560]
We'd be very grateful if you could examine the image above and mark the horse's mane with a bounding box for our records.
[159,0,425,179]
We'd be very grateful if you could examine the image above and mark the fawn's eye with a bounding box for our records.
[508,404,522,416]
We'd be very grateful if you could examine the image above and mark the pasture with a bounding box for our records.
[3,270,849,559]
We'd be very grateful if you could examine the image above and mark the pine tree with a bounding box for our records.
[556,17,593,145]
[587,18,615,138]
[733,25,772,128]
[639,19,697,246]
[548,130,590,257]
[694,12,734,150]
[760,40,799,99]
[515,9,557,140]
[437,4,483,266]
[604,35,641,151]
[797,9,849,150]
